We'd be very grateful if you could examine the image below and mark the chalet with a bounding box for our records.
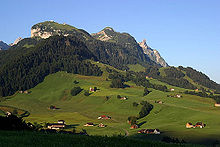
[186,122,195,128]
[138,129,160,134]
[120,97,127,100]
[19,91,23,94]
[145,76,149,79]
[195,122,205,128]
[24,90,29,94]
[176,94,182,98]
[170,88,175,92]
[130,124,138,129]
[98,123,106,128]
[6,111,12,116]
[47,123,65,130]
[214,103,220,107]
[98,115,111,120]
[195,89,199,92]
[84,122,94,127]
[155,100,163,104]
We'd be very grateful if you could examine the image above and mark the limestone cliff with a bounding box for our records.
[139,39,169,67]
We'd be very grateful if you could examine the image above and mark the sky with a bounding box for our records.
[1,0,220,83]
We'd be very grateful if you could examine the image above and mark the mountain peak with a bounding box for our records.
[103,27,114,32]
[0,40,9,50]
[138,39,169,67]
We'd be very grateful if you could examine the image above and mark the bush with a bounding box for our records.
[143,87,150,96]
[71,87,83,96]
[133,102,139,107]
[110,78,124,88]
[84,90,90,96]
[117,95,121,99]
[139,101,153,119]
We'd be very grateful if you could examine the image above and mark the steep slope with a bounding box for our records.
[139,39,168,67]
[0,41,9,50]
[91,27,158,68]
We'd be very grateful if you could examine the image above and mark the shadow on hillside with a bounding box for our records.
[137,121,146,127]
[65,124,80,129]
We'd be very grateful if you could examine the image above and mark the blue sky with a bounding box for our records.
[1,0,220,83]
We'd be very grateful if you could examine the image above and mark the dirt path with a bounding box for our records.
[123,129,129,137]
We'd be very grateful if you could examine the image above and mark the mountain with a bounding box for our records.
[139,39,168,67]
[9,37,23,46]
[0,21,220,97]
[31,21,91,39]
[0,41,9,50]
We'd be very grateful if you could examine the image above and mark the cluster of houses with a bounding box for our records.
[186,122,205,128]
[19,90,29,94]
[47,120,66,130]
[138,129,160,135]
[167,94,182,98]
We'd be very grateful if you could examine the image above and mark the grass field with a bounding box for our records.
[0,63,220,145]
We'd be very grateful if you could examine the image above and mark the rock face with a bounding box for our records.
[139,39,169,67]
[10,37,23,46]
[0,40,9,50]
[30,21,90,39]
[91,27,114,41]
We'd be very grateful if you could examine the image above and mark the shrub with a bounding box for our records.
[71,87,83,96]
[133,102,139,107]
[84,90,90,96]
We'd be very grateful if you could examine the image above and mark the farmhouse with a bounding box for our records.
[186,122,195,128]
[120,97,127,100]
[84,122,94,126]
[98,123,106,128]
[98,115,111,120]
[214,103,220,107]
[155,100,163,104]
[47,120,66,130]
[130,124,138,129]
[24,90,29,94]
[195,122,205,128]
[170,88,175,91]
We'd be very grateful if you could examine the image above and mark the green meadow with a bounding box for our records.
[0,63,220,145]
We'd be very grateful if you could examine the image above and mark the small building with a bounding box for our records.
[19,91,23,94]
[6,111,12,116]
[47,123,65,130]
[195,89,199,92]
[84,122,94,127]
[98,123,106,128]
[120,97,127,100]
[214,103,220,107]
[24,90,29,94]
[130,124,138,129]
[98,115,111,120]
[176,94,182,98]
[90,87,95,92]
[170,88,175,92]
[58,120,65,124]
[155,100,163,104]
[138,129,146,134]
[195,122,205,128]
[186,122,195,128]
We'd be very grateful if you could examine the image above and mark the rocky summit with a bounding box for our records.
[139,39,169,67]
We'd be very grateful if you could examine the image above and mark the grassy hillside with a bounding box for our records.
[0,130,198,147]
[1,63,220,145]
